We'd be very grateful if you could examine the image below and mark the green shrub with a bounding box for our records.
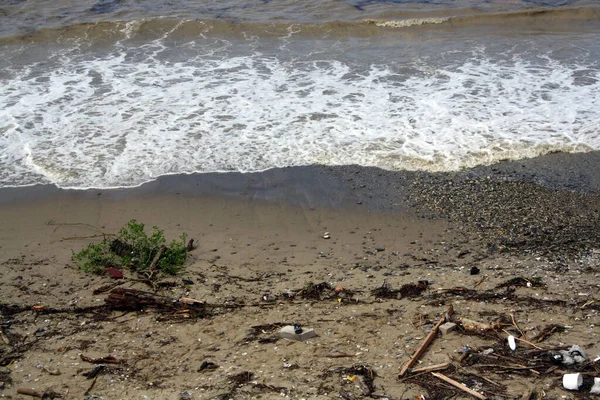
[72,219,188,277]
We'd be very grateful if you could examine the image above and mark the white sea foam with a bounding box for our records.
[366,17,450,28]
[0,42,599,189]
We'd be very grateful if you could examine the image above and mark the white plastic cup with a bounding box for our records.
[563,373,583,390]
[590,377,600,394]
[507,335,516,351]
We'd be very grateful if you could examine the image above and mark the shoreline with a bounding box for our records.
[1,151,600,399]
[3,149,600,206]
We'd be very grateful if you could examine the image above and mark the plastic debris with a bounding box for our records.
[554,344,588,366]
[563,373,583,391]
[507,335,517,351]
[590,377,600,394]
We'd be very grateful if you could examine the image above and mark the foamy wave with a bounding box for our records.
[0,39,599,189]
[365,17,450,28]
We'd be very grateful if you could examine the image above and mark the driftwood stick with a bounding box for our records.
[399,305,453,377]
[179,297,205,305]
[0,329,9,345]
[410,363,450,373]
[431,372,487,399]
[16,388,45,398]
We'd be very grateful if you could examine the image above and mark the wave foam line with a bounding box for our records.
[0,48,599,189]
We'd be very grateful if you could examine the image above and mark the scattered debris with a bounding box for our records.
[82,365,105,379]
[330,364,376,397]
[372,280,428,299]
[531,324,566,343]
[80,354,121,364]
[495,277,545,289]
[399,305,453,377]
[279,325,316,341]
[460,318,501,333]
[431,372,487,399]
[228,371,254,386]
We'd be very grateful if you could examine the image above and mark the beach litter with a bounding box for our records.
[507,335,517,351]
[562,373,583,390]
[590,377,600,394]
[279,325,316,341]
[553,344,588,366]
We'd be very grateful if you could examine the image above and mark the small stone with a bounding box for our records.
[440,322,457,335]
[179,392,192,400]
[470,266,480,275]
[279,325,316,341]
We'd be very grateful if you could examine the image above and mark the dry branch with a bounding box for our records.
[410,363,450,373]
[431,372,487,399]
[399,305,453,377]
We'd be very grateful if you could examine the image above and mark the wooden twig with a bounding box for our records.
[0,329,9,345]
[410,363,450,373]
[146,245,166,280]
[501,329,543,350]
[399,305,453,377]
[431,372,487,399]
[84,376,98,396]
[510,313,526,338]
[474,364,540,375]
[17,389,45,398]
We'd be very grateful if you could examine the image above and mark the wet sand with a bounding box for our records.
[1,152,600,399]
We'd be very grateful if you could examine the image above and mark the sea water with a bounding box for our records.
[0,0,599,188]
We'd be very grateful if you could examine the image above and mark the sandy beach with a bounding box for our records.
[1,152,600,400]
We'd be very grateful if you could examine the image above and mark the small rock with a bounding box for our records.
[440,322,457,336]
[197,361,218,372]
[470,266,480,275]
[458,249,470,258]
[180,392,192,400]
